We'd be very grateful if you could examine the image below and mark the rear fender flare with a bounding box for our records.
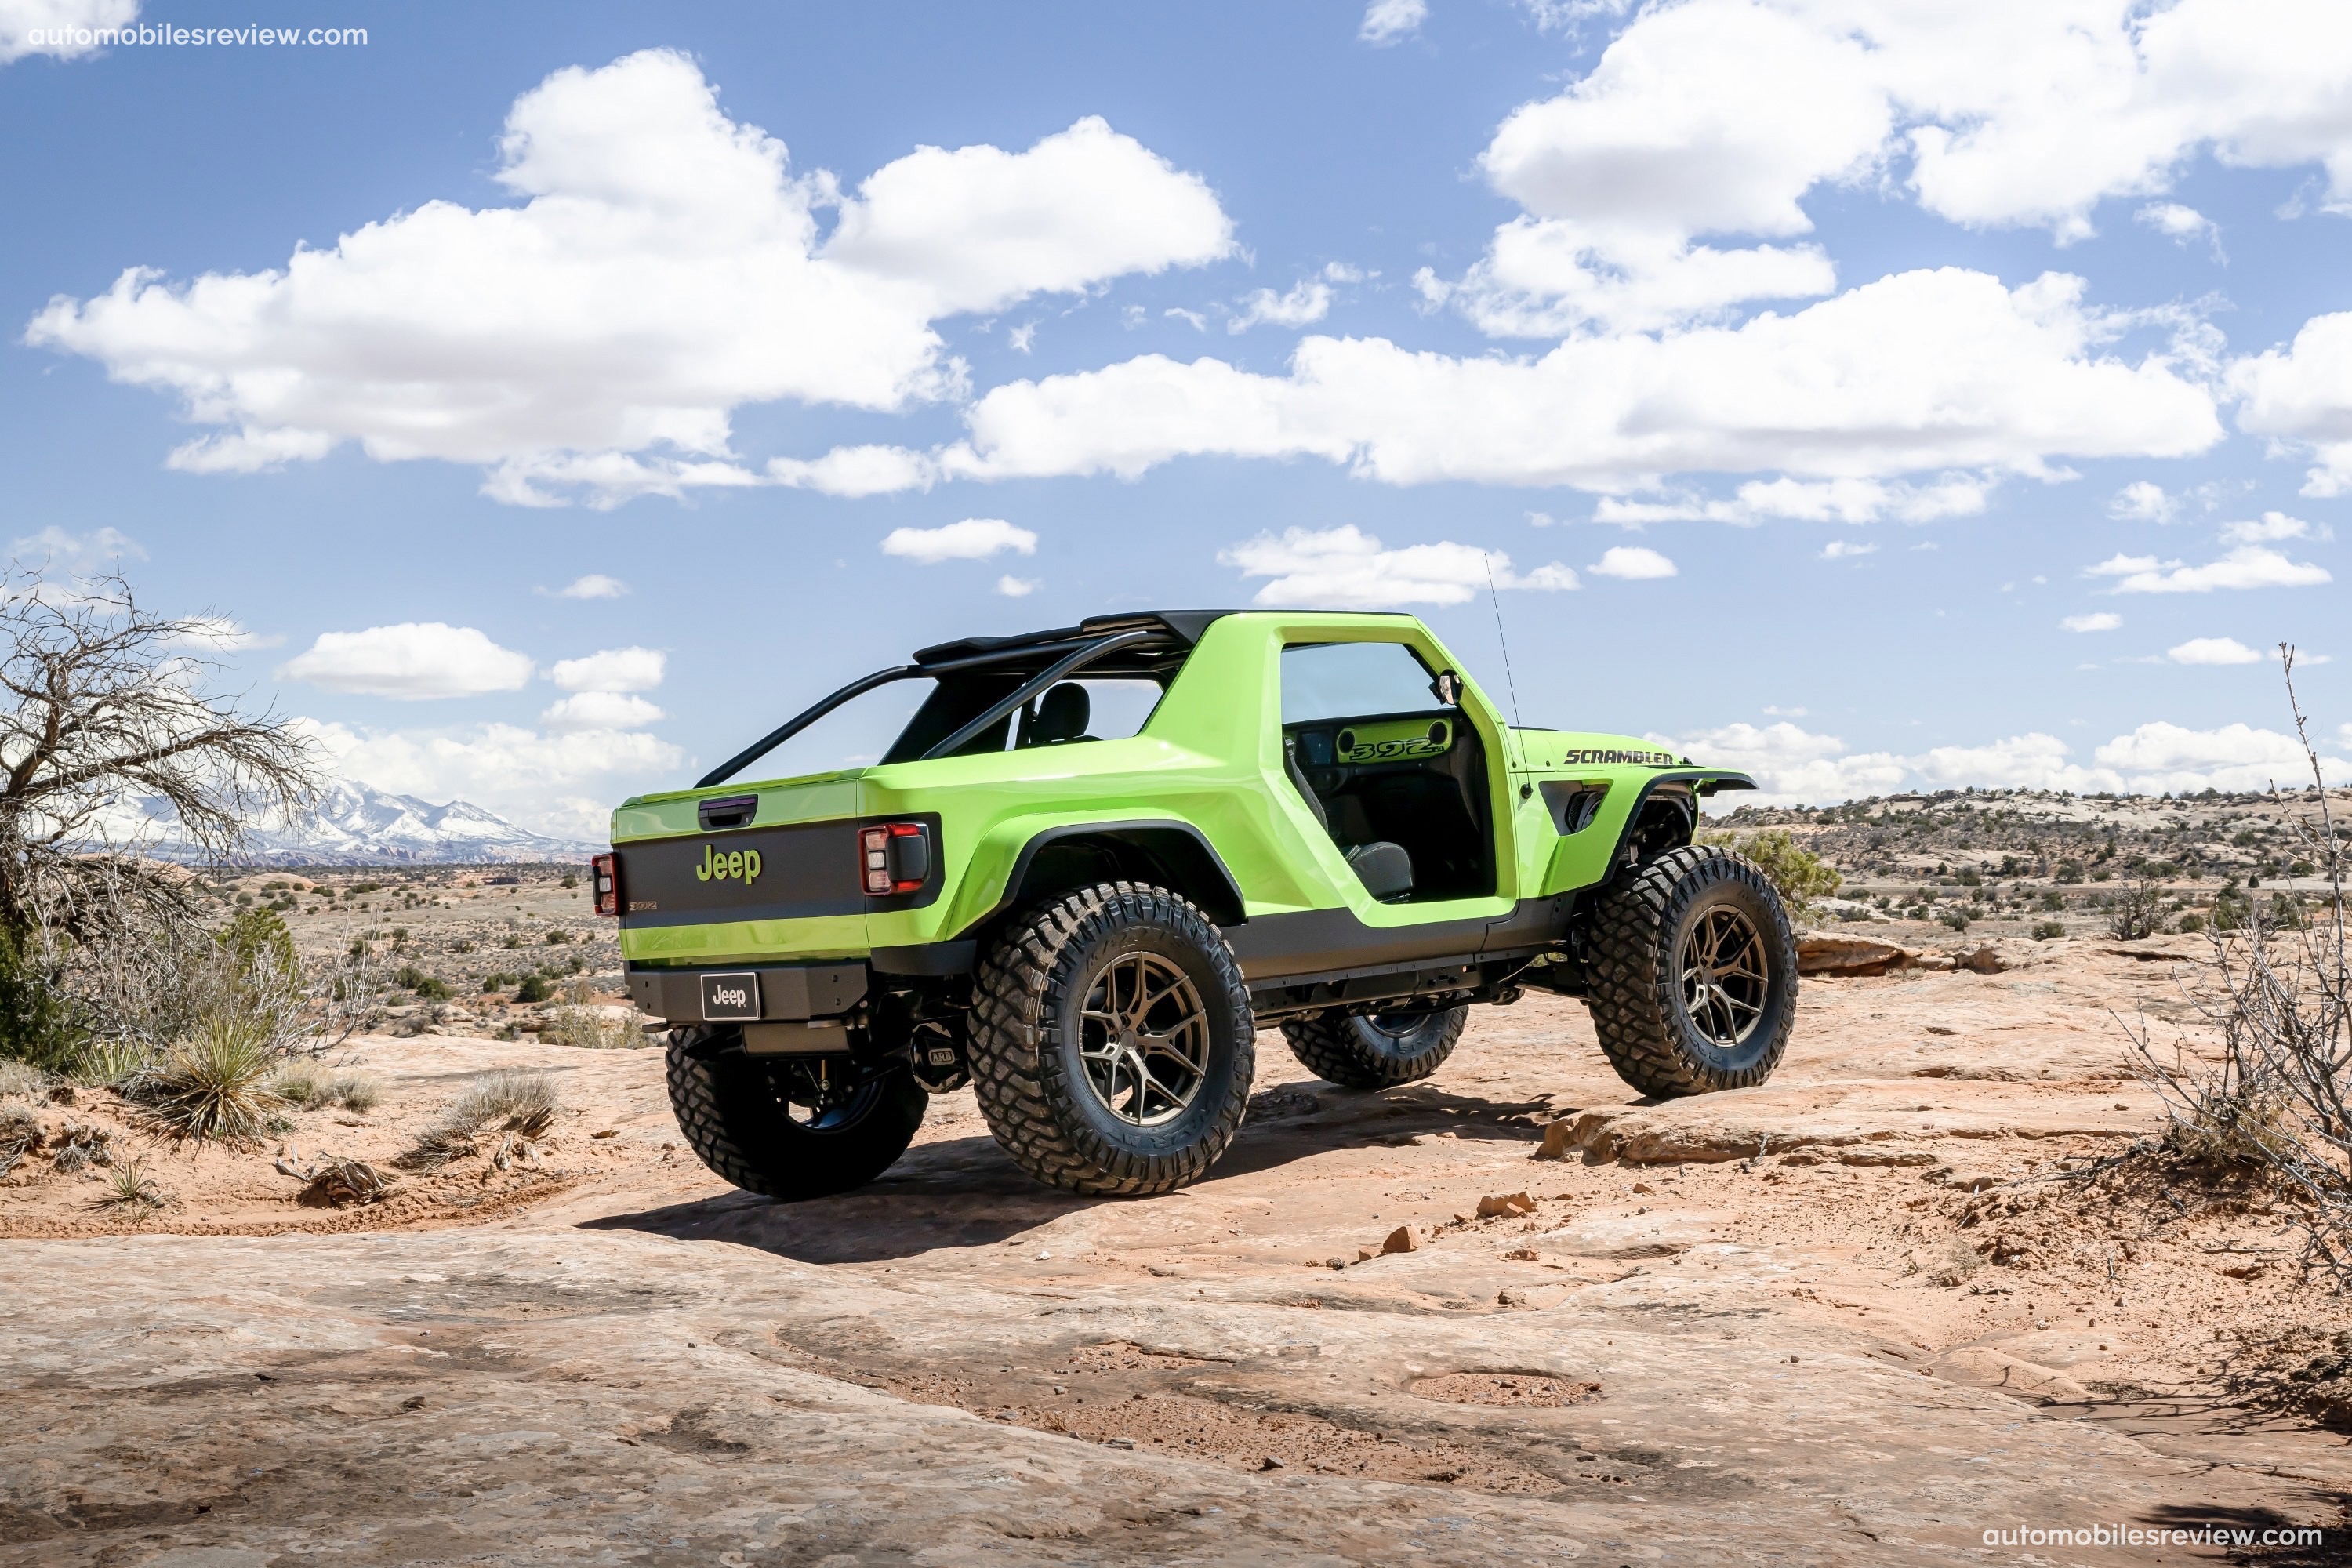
[957,819,1248,938]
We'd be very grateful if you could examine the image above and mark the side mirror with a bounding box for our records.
[1432,670,1462,706]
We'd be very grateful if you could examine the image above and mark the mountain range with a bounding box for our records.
[116,782,603,866]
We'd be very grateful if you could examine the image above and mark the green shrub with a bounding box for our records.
[0,927,88,1073]
[2031,920,2067,941]
[1697,829,1842,914]
[543,928,571,945]
[1939,909,1973,932]
[131,1011,281,1143]
[515,975,554,1004]
[2174,912,2206,934]
[2038,889,2066,912]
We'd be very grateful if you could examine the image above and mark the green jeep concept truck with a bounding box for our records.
[595,610,1795,1200]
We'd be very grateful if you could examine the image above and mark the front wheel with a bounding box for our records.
[970,881,1254,1196]
[1585,845,1797,1097]
[1281,1006,1467,1089]
[666,1028,927,1200]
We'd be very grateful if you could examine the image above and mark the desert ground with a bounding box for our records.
[5,793,2350,1564]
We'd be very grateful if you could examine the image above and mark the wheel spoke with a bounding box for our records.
[1679,904,1769,1049]
[1074,949,1210,1127]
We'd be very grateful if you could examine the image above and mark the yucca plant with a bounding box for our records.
[131,938,306,1144]
[100,1159,167,1211]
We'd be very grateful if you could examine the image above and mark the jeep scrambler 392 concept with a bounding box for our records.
[596,610,1795,1200]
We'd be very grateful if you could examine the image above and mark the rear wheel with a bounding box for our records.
[665,1028,927,1200]
[1280,1006,1467,1089]
[970,881,1254,1196]
[1585,845,1797,1097]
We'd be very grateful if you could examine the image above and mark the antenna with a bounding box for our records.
[1482,551,1523,726]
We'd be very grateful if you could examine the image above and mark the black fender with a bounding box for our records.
[960,818,1249,935]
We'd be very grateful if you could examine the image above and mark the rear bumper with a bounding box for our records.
[623,942,978,1024]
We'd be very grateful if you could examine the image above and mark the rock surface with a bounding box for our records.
[5,944,2350,1563]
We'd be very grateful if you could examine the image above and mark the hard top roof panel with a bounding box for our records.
[913,610,1237,667]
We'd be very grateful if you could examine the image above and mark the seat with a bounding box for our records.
[1020,683,1093,746]
[1284,737,1414,901]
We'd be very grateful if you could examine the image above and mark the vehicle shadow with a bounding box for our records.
[581,1076,1585,1265]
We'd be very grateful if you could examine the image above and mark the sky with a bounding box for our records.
[4,0,2350,840]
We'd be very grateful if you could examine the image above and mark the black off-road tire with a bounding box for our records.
[665,1027,927,1200]
[1280,1006,1468,1090]
[1586,845,1797,1097]
[970,881,1254,1196]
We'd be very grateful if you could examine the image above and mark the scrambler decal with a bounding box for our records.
[1336,718,1451,764]
[1561,748,1684,767]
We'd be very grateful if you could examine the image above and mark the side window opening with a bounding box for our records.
[1278,641,1493,903]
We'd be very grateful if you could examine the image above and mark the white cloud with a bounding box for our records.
[1588,544,1677,579]
[2229,310,2352,495]
[1229,280,1333,333]
[299,717,682,840]
[539,691,665,731]
[1218,525,1577,608]
[2060,612,2122,632]
[880,517,1037,564]
[995,575,1039,598]
[1359,0,1427,45]
[2108,481,2176,522]
[549,573,628,600]
[2089,545,2332,593]
[1165,307,1207,332]
[9,524,144,570]
[2092,721,2343,793]
[2136,202,2223,256]
[2167,637,2263,665]
[0,0,137,64]
[548,645,665,694]
[765,444,938,499]
[2218,510,2332,544]
[1423,0,2352,335]
[24,52,1232,507]
[1667,716,2350,803]
[1595,473,1993,526]
[1650,720,1905,805]
[279,623,535,700]
[1820,539,1876,560]
[946,270,2220,491]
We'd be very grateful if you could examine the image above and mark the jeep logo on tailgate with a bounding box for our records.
[694,844,761,884]
[700,971,760,1021]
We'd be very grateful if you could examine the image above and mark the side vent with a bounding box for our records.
[697,794,758,830]
[1539,780,1610,836]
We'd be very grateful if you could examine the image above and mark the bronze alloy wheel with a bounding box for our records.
[1678,905,1769,1048]
[1076,950,1210,1127]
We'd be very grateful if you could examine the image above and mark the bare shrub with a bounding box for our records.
[541,1000,644,1051]
[0,1103,39,1174]
[2106,878,2168,941]
[268,1065,383,1112]
[49,1123,114,1174]
[2127,648,2352,1281]
[0,570,321,1068]
[0,1059,47,1099]
[401,1068,560,1168]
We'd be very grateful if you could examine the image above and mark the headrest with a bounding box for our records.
[1031,682,1091,743]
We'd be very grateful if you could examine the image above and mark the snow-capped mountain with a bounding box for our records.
[120,782,602,865]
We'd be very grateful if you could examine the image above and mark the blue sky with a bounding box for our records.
[5,0,2349,836]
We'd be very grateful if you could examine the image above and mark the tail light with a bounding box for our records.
[858,822,930,895]
[590,853,619,916]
